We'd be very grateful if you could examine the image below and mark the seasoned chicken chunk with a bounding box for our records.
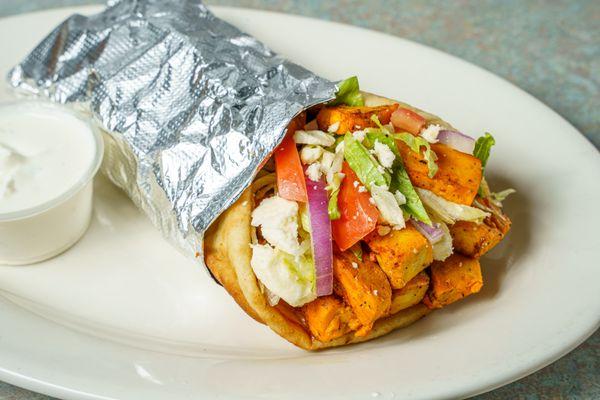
[398,142,482,205]
[450,197,511,257]
[303,295,360,342]
[389,272,430,315]
[333,252,392,334]
[424,253,483,309]
[366,225,433,290]
[316,104,398,134]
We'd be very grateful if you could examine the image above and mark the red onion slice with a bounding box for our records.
[305,176,333,296]
[437,130,475,154]
[411,219,444,244]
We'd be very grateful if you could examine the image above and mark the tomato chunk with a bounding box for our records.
[275,116,308,202]
[331,163,379,251]
[390,107,426,135]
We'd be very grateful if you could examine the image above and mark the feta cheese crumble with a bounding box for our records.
[251,195,301,255]
[370,185,406,229]
[300,145,323,164]
[305,163,322,181]
[373,140,395,169]
[394,190,407,206]
[421,124,442,143]
[352,130,366,142]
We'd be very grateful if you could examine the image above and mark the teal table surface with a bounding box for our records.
[0,1,598,399]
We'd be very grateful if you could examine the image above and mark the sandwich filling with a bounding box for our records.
[248,78,512,342]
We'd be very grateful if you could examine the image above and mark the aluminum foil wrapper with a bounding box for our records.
[7,0,337,263]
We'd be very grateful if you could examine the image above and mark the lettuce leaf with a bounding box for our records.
[343,134,390,189]
[416,187,490,224]
[473,133,495,170]
[491,188,516,202]
[474,133,496,196]
[392,166,432,225]
[328,188,341,220]
[489,188,516,207]
[331,76,364,107]
[431,220,453,261]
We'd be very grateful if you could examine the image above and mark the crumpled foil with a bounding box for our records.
[7,0,337,263]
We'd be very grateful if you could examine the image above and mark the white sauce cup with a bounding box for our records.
[0,101,103,265]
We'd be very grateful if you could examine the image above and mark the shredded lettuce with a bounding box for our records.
[431,220,453,261]
[343,134,390,189]
[325,171,344,221]
[474,133,496,196]
[294,130,336,147]
[250,244,316,307]
[369,114,394,134]
[328,188,341,220]
[299,203,312,233]
[392,167,432,225]
[473,133,495,170]
[488,188,516,207]
[416,187,490,224]
[394,132,438,178]
[491,188,516,203]
[331,76,364,107]
[360,121,432,225]
[478,176,491,198]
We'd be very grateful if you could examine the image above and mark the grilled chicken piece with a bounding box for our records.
[389,272,430,315]
[450,197,511,257]
[366,225,433,290]
[316,104,398,134]
[333,251,392,335]
[424,253,483,309]
[303,295,360,342]
[398,142,482,205]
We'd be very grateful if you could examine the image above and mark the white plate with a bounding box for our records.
[1,5,599,400]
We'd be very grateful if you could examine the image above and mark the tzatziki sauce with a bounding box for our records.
[0,104,97,214]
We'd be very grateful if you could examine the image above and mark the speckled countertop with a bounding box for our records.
[0,1,598,399]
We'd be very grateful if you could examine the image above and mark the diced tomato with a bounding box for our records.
[332,163,379,251]
[390,107,426,135]
[275,115,308,202]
